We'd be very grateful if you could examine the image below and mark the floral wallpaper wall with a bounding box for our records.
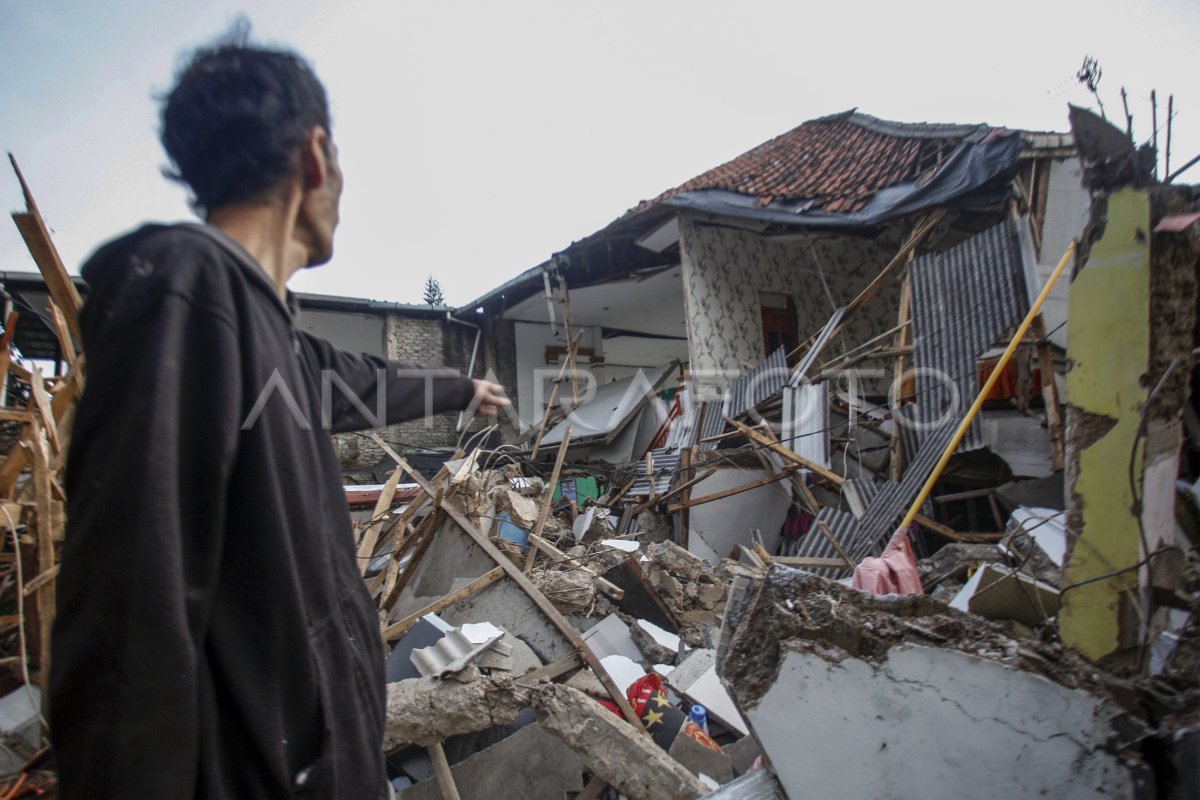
[679,213,901,388]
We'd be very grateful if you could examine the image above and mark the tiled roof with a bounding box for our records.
[642,110,989,214]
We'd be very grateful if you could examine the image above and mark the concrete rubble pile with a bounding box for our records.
[347,112,1199,798]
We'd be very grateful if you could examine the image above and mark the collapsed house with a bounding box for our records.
[0,104,1196,799]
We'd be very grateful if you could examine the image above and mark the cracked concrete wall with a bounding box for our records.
[1060,189,1152,663]
[748,644,1148,799]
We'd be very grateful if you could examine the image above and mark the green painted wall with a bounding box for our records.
[1060,189,1150,661]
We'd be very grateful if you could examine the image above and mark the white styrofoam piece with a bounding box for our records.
[580,613,643,662]
[600,538,640,553]
[461,622,506,644]
[599,654,647,694]
[573,507,596,541]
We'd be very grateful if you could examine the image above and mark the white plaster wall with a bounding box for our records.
[688,468,791,563]
[513,321,602,427]
[678,214,899,387]
[1037,157,1090,350]
[748,644,1140,799]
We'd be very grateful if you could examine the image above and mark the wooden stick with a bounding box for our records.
[630,465,717,515]
[523,427,571,572]
[46,302,76,366]
[1031,315,1065,472]
[668,466,799,512]
[898,242,1076,531]
[769,556,854,569]
[427,742,462,800]
[890,269,913,482]
[788,209,945,366]
[382,567,505,641]
[576,777,609,800]
[530,331,582,458]
[515,652,583,685]
[29,422,55,676]
[607,474,638,506]
[380,509,446,611]
[816,519,857,569]
[356,465,406,576]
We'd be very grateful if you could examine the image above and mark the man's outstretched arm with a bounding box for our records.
[297,331,508,433]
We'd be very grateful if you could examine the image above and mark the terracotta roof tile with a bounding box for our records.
[641,111,987,214]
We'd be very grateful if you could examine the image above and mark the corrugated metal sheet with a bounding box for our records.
[908,220,1029,451]
[842,478,881,518]
[855,419,956,549]
[789,307,846,387]
[724,346,789,418]
[790,507,860,578]
[790,420,958,575]
[627,447,681,497]
[781,383,830,469]
[696,401,725,452]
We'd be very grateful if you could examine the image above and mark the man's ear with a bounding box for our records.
[300,127,330,191]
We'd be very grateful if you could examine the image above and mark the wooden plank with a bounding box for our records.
[529,331,582,458]
[381,566,505,642]
[515,652,582,685]
[0,410,33,424]
[667,466,799,512]
[768,556,854,569]
[27,366,58,456]
[356,464,406,576]
[523,427,571,572]
[47,301,76,366]
[427,742,463,800]
[380,509,446,611]
[527,533,624,599]
[28,423,55,676]
[630,464,717,515]
[815,520,857,569]
[576,777,609,800]
[890,269,913,482]
[1031,315,1065,471]
[728,418,844,486]
[608,474,638,506]
[376,446,646,732]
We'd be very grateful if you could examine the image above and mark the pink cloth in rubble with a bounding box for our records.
[852,526,924,595]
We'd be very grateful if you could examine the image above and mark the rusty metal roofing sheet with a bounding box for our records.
[908,220,1029,451]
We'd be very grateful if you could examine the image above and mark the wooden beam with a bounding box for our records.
[428,742,463,800]
[9,155,83,343]
[768,556,854,569]
[380,508,446,611]
[815,519,858,569]
[382,566,505,641]
[523,427,571,572]
[1031,315,1065,472]
[377,450,646,732]
[356,464,406,576]
[515,652,582,685]
[630,465,717,515]
[890,269,913,482]
[529,331,582,458]
[28,422,55,676]
[667,466,799,512]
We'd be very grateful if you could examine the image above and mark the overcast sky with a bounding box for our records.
[1,0,1197,307]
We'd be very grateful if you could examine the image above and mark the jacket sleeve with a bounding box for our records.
[296,331,477,434]
[49,291,242,800]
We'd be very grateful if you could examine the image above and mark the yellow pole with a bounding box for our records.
[898,240,1077,530]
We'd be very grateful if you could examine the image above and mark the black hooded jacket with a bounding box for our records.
[49,224,476,799]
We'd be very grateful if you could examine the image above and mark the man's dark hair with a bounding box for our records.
[160,33,331,214]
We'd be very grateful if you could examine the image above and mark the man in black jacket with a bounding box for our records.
[48,37,507,799]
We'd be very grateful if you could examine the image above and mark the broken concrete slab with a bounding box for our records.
[395,722,583,800]
[383,675,525,751]
[949,562,1061,628]
[722,567,1153,800]
[580,613,643,662]
[748,643,1147,799]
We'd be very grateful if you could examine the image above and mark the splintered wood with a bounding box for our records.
[1,156,85,684]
